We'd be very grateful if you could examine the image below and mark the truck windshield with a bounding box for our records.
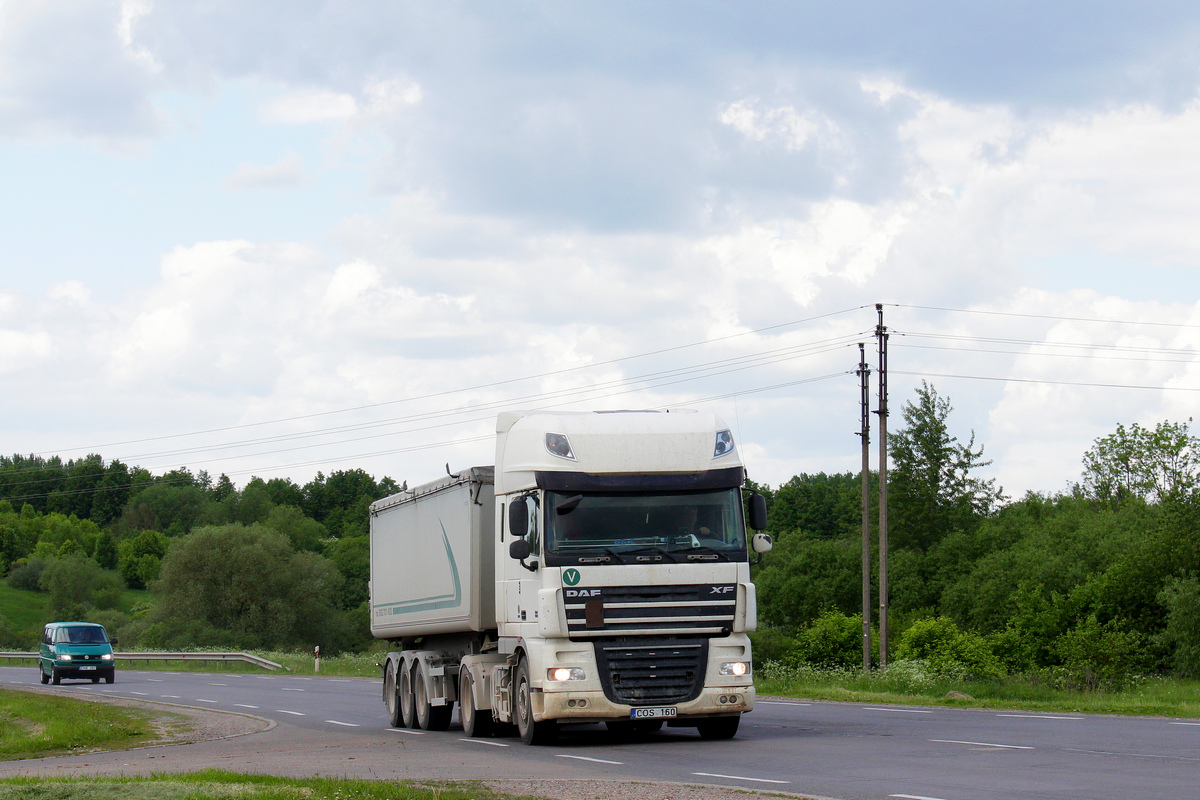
[544,488,747,565]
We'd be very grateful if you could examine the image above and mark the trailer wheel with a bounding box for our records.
[696,715,740,740]
[385,662,403,727]
[514,657,558,745]
[415,661,452,731]
[459,669,494,738]
[399,664,417,728]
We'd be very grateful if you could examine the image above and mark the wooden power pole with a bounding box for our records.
[857,343,871,670]
[875,303,890,667]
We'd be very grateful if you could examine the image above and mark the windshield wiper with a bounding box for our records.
[676,545,731,562]
[621,546,678,563]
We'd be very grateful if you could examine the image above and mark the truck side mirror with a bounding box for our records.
[508,497,529,538]
[508,537,537,572]
[751,532,773,554]
[509,538,531,561]
[748,492,768,531]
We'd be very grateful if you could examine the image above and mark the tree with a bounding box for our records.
[1080,420,1200,506]
[888,382,1004,551]
[147,523,347,651]
[40,554,103,620]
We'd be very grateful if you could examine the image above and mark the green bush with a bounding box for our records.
[749,628,801,668]
[1159,575,1200,677]
[797,610,869,669]
[895,616,1004,680]
[1053,614,1150,690]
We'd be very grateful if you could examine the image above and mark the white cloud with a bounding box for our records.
[224,153,306,190]
[259,89,357,124]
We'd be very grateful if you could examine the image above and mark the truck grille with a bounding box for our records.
[563,584,736,638]
[594,638,708,705]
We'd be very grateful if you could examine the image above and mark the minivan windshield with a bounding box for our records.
[55,626,109,644]
[544,488,747,565]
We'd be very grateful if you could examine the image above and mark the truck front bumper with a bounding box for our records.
[536,684,754,724]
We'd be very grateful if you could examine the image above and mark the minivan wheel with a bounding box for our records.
[51,668,61,685]
[104,672,114,684]
[91,675,100,684]
[39,665,49,684]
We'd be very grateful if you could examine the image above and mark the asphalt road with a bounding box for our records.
[3,664,1199,800]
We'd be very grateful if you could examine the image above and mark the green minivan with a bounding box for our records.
[39,622,117,685]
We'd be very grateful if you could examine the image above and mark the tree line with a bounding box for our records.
[0,461,398,653]
[750,382,1200,688]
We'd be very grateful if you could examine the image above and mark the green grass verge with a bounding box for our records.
[0,771,545,800]
[757,661,1200,717]
[0,687,165,760]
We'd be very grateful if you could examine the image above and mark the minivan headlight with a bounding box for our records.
[58,654,72,661]
[101,653,113,661]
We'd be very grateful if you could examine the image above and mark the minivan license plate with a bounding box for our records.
[80,666,96,671]
[631,707,676,719]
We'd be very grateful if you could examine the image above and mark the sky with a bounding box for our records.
[3,0,1200,501]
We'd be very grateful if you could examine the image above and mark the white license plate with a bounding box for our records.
[79,666,96,671]
[631,706,677,719]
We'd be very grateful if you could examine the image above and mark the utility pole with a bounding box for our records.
[875,303,890,667]
[857,343,872,671]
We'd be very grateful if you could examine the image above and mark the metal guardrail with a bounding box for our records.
[0,651,282,671]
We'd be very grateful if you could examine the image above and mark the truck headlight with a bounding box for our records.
[719,661,750,677]
[548,668,586,682]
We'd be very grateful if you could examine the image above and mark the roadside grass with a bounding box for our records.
[757,660,1200,718]
[0,771,546,800]
[0,586,45,635]
[0,687,162,760]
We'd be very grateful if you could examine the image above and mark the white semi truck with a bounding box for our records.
[369,409,771,744]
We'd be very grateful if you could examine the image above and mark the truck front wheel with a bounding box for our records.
[696,715,740,740]
[459,669,494,738]
[514,658,558,745]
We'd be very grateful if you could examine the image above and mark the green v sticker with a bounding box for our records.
[563,568,581,586]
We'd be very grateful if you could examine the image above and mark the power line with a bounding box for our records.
[887,303,1200,330]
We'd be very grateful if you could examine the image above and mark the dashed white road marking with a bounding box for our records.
[460,738,509,746]
[558,755,623,764]
[1170,722,1200,726]
[388,728,426,735]
[693,772,789,785]
[129,691,148,696]
[326,720,360,727]
[161,695,181,699]
[891,794,951,800]
[866,707,933,714]
[195,699,219,704]
[277,710,305,716]
[931,739,1033,750]
[759,701,812,706]
[234,704,259,709]
[281,688,305,692]
[147,679,163,683]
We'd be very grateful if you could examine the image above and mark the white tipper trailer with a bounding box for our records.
[369,409,772,744]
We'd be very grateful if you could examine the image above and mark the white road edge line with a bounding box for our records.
[326,720,360,727]
[930,739,1033,750]
[277,710,305,716]
[891,794,951,800]
[866,707,933,714]
[759,701,812,706]
[997,714,1083,720]
[558,755,623,764]
[1170,722,1200,726]
[693,772,789,785]
[388,728,426,735]
[460,738,509,746]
